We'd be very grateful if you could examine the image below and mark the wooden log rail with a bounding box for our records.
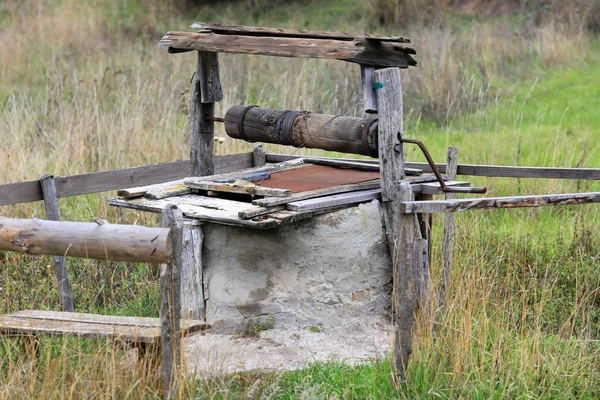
[0,217,171,263]
[0,153,252,206]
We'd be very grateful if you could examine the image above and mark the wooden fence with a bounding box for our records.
[0,205,185,396]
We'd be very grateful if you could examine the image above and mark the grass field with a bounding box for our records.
[1,0,599,398]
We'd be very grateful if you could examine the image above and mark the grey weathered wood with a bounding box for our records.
[287,189,381,211]
[190,52,215,177]
[305,158,380,171]
[361,65,378,114]
[225,106,379,157]
[440,147,458,311]
[0,311,207,344]
[40,174,74,312]
[190,22,412,43]
[265,154,379,165]
[108,194,312,230]
[401,161,600,180]
[252,180,381,207]
[160,205,183,396]
[393,182,418,376]
[419,180,469,195]
[401,192,600,214]
[181,221,204,320]
[238,205,286,219]
[159,31,417,68]
[186,180,292,197]
[374,68,416,376]
[0,217,170,263]
[0,154,253,206]
[413,239,428,310]
[197,51,223,103]
[253,145,266,167]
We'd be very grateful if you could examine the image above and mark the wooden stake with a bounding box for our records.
[361,65,378,114]
[160,204,183,397]
[180,220,204,321]
[440,147,458,310]
[40,174,74,312]
[190,51,222,177]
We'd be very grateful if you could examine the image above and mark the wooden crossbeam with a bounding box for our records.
[158,31,417,68]
[400,192,600,214]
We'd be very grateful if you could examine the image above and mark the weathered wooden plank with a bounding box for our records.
[252,180,381,207]
[253,145,266,167]
[265,154,380,165]
[238,205,286,219]
[0,217,170,263]
[401,192,600,214]
[108,194,310,229]
[441,147,458,311]
[190,22,412,43]
[186,180,291,197]
[160,205,183,395]
[158,31,417,68]
[0,154,253,206]
[40,174,74,313]
[305,158,380,171]
[8,310,206,331]
[361,65,378,114]
[287,189,381,211]
[402,161,600,180]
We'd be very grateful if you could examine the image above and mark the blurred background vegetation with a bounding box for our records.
[0,1,599,398]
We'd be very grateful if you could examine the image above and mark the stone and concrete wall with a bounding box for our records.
[201,200,392,333]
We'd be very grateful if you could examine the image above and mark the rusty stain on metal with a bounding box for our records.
[255,164,380,193]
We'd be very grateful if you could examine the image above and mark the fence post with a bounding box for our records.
[252,144,266,167]
[160,204,183,397]
[440,147,459,310]
[40,174,74,312]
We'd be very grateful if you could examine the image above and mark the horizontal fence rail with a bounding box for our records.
[0,217,171,263]
[400,192,600,214]
[265,154,600,180]
[0,153,252,206]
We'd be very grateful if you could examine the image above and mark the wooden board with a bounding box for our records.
[0,153,253,206]
[191,22,412,43]
[158,32,417,68]
[400,192,600,214]
[0,310,208,344]
[186,180,291,197]
[287,189,381,211]
[108,194,312,229]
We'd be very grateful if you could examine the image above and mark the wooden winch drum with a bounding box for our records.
[224,105,379,157]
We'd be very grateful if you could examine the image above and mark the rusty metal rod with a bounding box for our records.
[399,137,487,194]
[206,116,225,123]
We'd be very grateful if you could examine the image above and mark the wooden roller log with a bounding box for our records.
[0,217,170,263]
[224,106,379,157]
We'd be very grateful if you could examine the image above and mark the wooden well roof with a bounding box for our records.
[158,22,417,68]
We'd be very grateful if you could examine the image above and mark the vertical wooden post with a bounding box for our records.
[160,204,183,397]
[252,144,266,167]
[440,147,459,310]
[180,219,204,321]
[361,65,378,114]
[40,174,74,312]
[190,51,223,177]
[374,67,417,377]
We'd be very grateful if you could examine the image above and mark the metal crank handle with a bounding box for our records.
[443,186,487,194]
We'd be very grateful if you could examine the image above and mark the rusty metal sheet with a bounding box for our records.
[256,164,379,193]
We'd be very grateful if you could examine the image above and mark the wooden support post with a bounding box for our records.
[180,219,204,321]
[374,67,416,377]
[252,144,266,167]
[413,238,429,310]
[160,204,183,397]
[190,51,223,177]
[440,147,458,310]
[361,65,377,114]
[40,174,74,312]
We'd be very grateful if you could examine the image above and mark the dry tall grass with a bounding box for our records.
[0,0,598,398]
